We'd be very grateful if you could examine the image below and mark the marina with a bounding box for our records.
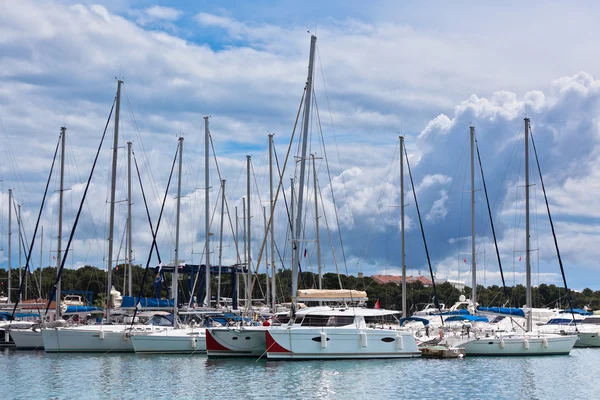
[2,1,600,398]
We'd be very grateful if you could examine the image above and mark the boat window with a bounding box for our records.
[365,314,399,324]
[146,315,173,326]
[300,315,355,327]
[582,317,600,325]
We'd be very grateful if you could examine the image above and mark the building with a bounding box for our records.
[371,275,433,287]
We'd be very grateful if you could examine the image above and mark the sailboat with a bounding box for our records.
[130,120,211,355]
[263,35,420,360]
[441,121,577,355]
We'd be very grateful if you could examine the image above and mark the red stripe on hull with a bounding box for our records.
[206,329,231,351]
[266,330,291,353]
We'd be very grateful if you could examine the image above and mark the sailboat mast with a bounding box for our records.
[174,136,183,326]
[18,204,21,302]
[39,226,43,300]
[525,117,532,332]
[127,141,133,297]
[217,179,226,308]
[246,155,251,308]
[263,206,269,307]
[7,188,11,303]
[400,136,407,318]
[292,34,317,310]
[312,154,322,290]
[204,117,211,308]
[56,126,66,318]
[106,80,122,323]
[268,134,276,311]
[470,125,477,311]
[290,178,295,302]
[242,200,247,304]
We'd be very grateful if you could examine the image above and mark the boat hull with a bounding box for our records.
[206,326,267,358]
[41,326,134,353]
[10,329,44,349]
[456,334,577,355]
[131,329,206,354]
[575,332,600,347]
[266,328,420,360]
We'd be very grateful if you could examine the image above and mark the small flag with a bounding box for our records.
[519,256,522,261]
[374,299,381,309]
[304,249,307,258]
[463,258,467,263]
[52,256,56,260]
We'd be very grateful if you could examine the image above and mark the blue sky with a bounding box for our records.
[1,1,600,297]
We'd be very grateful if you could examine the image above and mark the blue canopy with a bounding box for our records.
[63,306,103,314]
[445,315,489,323]
[400,316,430,326]
[558,308,592,316]
[0,311,40,320]
[477,306,525,318]
[121,296,175,308]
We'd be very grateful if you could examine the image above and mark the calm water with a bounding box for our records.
[1,348,598,399]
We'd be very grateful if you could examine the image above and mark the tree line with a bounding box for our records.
[1,266,598,312]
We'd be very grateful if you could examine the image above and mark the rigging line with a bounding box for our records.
[43,99,116,319]
[129,145,176,327]
[313,93,350,277]
[404,144,444,326]
[315,45,355,231]
[209,134,241,265]
[248,87,306,301]
[475,137,509,301]
[122,84,175,246]
[9,131,61,318]
[529,124,577,330]
[317,176,343,289]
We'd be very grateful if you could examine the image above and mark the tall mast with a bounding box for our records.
[235,205,240,304]
[242,200,247,304]
[268,134,276,311]
[106,79,122,322]
[39,226,43,300]
[312,154,322,290]
[263,206,269,307]
[56,126,66,318]
[400,136,407,318]
[204,116,211,308]
[18,204,21,302]
[470,125,477,311]
[127,141,133,297]
[7,188,11,303]
[292,34,317,311]
[173,136,183,326]
[246,155,252,308]
[217,179,226,308]
[524,118,532,332]
[290,178,295,302]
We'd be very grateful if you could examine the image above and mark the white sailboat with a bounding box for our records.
[41,80,142,353]
[130,120,210,355]
[441,121,577,355]
[262,34,420,360]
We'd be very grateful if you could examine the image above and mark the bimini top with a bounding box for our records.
[445,315,489,323]
[477,306,525,318]
[296,289,367,303]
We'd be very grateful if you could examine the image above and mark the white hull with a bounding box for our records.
[206,326,267,358]
[10,329,44,349]
[266,328,420,360]
[131,328,206,354]
[42,325,134,353]
[575,332,600,347]
[449,333,577,355]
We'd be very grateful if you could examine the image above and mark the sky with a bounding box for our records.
[1,1,600,296]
